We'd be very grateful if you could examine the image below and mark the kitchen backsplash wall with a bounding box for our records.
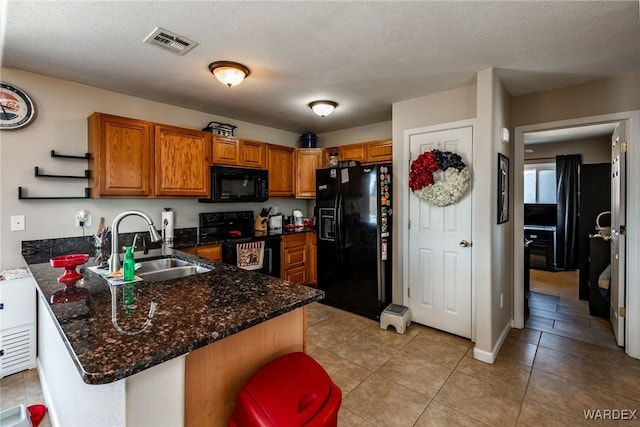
[0,68,311,270]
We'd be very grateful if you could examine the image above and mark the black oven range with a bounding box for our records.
[198,211,281,278]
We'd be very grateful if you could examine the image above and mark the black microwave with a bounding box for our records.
[200,166,268,203]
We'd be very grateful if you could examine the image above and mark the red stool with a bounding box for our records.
[229,352,342,427]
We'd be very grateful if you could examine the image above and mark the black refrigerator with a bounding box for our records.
[315,164,392,320]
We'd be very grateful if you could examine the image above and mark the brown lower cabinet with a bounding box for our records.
[281,232,317,286]
[307,232,317,287]
[182,244,221,261]
[281,233,307,284]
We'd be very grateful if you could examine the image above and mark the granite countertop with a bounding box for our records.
[26,247,323,385]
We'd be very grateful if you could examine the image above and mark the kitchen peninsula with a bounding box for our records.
[26,245,323,427]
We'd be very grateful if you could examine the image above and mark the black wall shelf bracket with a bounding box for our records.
[20,150,91,199]
[34,167,91,179]
[50,150,90,160]
[19,187,91,200]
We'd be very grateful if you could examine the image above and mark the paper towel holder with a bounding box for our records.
[162,208,174,248]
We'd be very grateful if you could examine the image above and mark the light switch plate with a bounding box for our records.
[11,215,25,231]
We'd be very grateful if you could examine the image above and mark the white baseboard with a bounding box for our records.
[473,321,512,364]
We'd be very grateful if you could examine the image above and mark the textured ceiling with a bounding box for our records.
[2,1,640,134]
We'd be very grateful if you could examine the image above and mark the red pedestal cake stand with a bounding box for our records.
[49,254,90,304]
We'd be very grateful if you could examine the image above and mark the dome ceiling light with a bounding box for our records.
[208,61,251,88]
[309,100,338,117]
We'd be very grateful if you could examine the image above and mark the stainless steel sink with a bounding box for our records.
[135,257,210,282]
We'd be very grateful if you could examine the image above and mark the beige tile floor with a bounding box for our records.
[307,301,640,426]
[3,269,639,426]
[0,368,51,427]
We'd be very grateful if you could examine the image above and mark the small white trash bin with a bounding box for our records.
[0,405,31,427]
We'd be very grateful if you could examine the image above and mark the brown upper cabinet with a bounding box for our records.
[88,112,211,198]
[239,139,266,169]
[154,124,211,197]
[326,139,392,165]
[266,144,295,197]
[365,139,392,163]
[211,135,240,166]
[88,113,154,197]
[339,143,366,163]
[295,148,324,199]
[211,136,266,168]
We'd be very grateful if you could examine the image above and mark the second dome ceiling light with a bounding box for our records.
[208,62,338,117]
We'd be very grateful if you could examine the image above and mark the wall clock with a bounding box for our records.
[0,82,36,130]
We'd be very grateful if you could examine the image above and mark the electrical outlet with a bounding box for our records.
[75,210,92,227]
[11,215,25,231]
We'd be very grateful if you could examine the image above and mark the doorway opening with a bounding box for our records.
[522,123,617,348]
[513,111,640,360]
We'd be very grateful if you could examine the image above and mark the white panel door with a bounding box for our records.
[408,126,473,338]
[611,122,626,347]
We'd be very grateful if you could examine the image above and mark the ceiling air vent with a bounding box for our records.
[143,27,198,56]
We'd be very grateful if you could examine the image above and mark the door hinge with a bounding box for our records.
[621,141,628,153]
[619,307,626,318]
[408,219,411,229]
[408,288,410,298]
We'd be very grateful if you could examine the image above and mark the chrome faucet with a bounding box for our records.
[109,210,162,274]
[132,233,149,255]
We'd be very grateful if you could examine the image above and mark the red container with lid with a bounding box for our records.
[229,352,341,427]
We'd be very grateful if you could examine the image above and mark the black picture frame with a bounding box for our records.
[497,153,509,224]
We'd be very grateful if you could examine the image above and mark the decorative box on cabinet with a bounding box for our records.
[0,274,36,378]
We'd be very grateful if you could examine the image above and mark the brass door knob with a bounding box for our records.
[459,240,472,247]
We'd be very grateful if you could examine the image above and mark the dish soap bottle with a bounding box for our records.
[123,246,135,282]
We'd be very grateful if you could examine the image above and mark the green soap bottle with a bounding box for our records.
[123,246,135,282]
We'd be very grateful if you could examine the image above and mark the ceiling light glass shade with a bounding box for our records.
[208,61,250,87]
[309,100,338,117]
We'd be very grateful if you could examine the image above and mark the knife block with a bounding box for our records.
[254,215,267,231]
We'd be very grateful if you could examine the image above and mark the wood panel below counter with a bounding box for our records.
[184,308,305,426]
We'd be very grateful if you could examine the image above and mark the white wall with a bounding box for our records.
[525,136,611,165]
[0,68,306,269]
[474,68,513,362]
[319,121,392,147]
[392,85,477,304]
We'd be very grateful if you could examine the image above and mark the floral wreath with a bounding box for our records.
[409,149,471,207]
